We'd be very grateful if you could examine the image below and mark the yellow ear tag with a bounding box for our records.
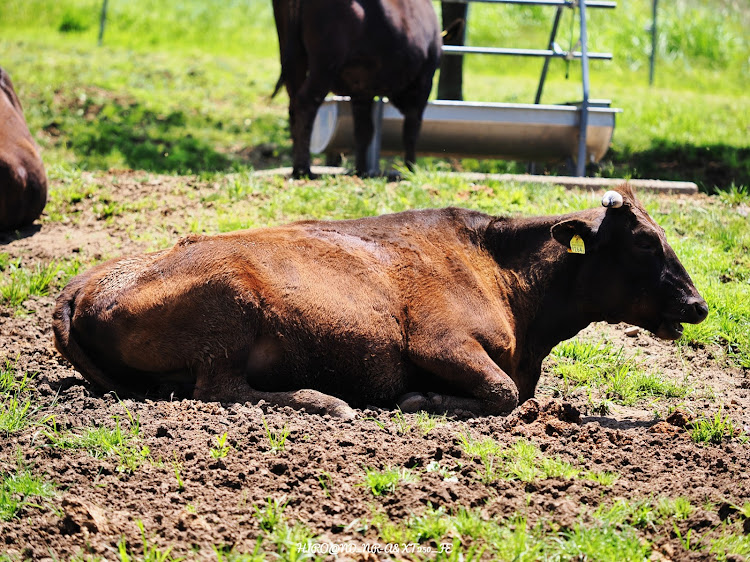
[569,235,586,254]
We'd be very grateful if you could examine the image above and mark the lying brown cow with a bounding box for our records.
[272,0,441,178]
[53,185,707,418]
[0,66,47,231]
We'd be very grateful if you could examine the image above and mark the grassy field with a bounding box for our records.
[0,0,747,190]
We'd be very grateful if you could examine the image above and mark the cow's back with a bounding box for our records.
[296,0,440,98]
[56,208,504,404]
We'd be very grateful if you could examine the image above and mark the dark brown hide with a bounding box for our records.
[52,185,707,418]
[272,0,441,178]
[0,67,47,231]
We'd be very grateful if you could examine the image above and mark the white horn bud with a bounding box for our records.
[602,191,624,208]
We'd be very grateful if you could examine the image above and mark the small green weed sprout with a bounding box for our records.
[361,466,418,496]
[317,471,333,497]
[118,520,184,561]
[251,497,317,560]
[254,497,288,532]
[391,409,445,435]
[414,411,446,435]
[0,359,49,436]
[210,432,231,459]
[261,417,290,453]
[391,409,412,434]
[172,457,184,492]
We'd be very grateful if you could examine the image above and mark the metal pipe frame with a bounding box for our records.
[534,6,564,104]
[439,0,615,7]
[361,0,615,176]
[442,45,612,59]
[576,0,591,176]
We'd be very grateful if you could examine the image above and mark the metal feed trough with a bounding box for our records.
[310,0,621,177]
[312,98,619,165]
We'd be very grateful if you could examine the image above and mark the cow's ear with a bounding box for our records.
[550,218,598,254]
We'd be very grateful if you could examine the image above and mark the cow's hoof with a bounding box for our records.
[385,170,402,182]
[329,403,358,420]
[291,168,319,180]
[398,392,430,413]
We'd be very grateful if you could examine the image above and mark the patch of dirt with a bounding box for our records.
[1,171,749,560]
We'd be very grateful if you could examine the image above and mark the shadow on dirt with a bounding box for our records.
[0,223,42,245]
[581,415,658,431]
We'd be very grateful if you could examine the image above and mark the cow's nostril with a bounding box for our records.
[688,298,709,322]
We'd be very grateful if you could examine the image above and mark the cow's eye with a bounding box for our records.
[634,235,658,251]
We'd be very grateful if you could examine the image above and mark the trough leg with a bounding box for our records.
[400,339,519,417]
[192,362,356,419]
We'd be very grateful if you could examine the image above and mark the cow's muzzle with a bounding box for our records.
[656,296,709,340]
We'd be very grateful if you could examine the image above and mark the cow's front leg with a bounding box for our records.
[192,361,356,419]
[351,98,374,176]
[401,339,519,416]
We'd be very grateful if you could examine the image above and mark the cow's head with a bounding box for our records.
[551,184,708,340]
[0,66,47,231]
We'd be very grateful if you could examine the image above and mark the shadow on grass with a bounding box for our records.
[416,142,748,193]
[66,101,232,174]
[604,142,750,193]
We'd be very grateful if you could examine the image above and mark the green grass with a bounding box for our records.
[690,409,740,445]
[118,520,185,562]
[45,404,150,473]
[0,359,49,436]
[458,435,618,485]
[551,338,692,405]
[391,409,446,436]
[595,497,694,529]
[250,497,318,561]
[0,254,83,310]
[361,466,418,497]
[253,497,288,533]
[0,454,56,521]
[369,507,652,561]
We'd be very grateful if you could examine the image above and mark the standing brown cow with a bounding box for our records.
[52,185,708,419]
[272,0,441,178]
[0,66,47,231]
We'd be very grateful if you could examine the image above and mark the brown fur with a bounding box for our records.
[52,186,707,418]
[0,66,47,231]
[272,0,441,178]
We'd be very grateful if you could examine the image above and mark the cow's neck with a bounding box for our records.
[486,213,599,378]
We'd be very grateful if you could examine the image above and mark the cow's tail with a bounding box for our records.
[442,17,466,42]
[271,74,285,100]
[270,0,302,99]
[52,280,134,397]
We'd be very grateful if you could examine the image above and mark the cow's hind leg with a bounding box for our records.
[351,98,374,176]
[401,339,519,417]
[192,362,356,419]
[391,75,432,171]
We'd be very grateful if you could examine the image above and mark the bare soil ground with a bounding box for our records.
[1,172,749,561]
